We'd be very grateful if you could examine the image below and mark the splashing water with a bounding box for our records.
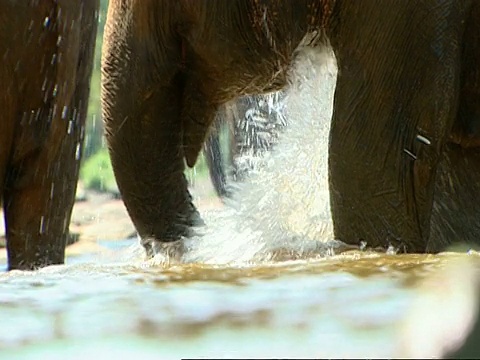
[232,91,288,178]
[148,47,342,266]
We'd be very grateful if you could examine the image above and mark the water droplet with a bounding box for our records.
[386,245,398,255]
[39,216,45,234]
[359,241,367,251]
[72,108,78,122]
[62,106,68,119]
[43,17,50,28]
[67,120,74,135]
[41,78,47,92]
[416,134,431,145]
[75,143,81,160]
[52,104,58,119]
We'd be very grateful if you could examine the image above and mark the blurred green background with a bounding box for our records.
[81,0,213,194]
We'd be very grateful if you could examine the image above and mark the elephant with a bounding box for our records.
[204,92,287,199]
[203,110,233,199]
[102,0,480,256]
[0,0,99,270]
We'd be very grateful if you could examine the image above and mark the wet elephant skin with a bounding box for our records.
[102,0,480,256]
[0,0,99,270]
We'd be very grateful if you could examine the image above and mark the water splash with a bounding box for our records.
[153,47,342,266]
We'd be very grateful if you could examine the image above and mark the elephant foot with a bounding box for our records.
[140,237,187,262]
[9,259,64,272]
[138,201,205,260]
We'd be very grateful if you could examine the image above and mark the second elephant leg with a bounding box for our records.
[328,1,466,252]
[4,113,83,270]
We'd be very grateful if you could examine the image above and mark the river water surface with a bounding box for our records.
[1,248,479,359]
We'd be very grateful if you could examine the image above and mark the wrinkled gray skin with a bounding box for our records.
[204,93,287,199]
[102,0,480,256]
[0,0,99,270]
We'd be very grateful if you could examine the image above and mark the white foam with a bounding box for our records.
[178,47,340,266]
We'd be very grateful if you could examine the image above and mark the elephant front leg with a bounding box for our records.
[103,65,220,257]
[328,1,467,252]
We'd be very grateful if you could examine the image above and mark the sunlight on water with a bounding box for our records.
[0,252,478,358]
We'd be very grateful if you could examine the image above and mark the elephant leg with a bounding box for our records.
[104,76,196,255]
[102,3,233,255]
[5,96,85,271]
[429,145,480,252]
[102,39,216,256]
[4,1,97,270]
[5,132,79,270]
[429,2,480,252]
[328,1,468,252]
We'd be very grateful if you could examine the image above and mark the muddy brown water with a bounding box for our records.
[0,236,479,359]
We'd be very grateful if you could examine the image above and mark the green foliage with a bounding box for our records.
[80,147,210,192]
[185,152,210,183]
[84,0,108,159]
[80,148,118,193]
